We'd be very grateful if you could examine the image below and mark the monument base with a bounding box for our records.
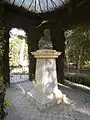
[29,50,70,110]
[27,88,63,110]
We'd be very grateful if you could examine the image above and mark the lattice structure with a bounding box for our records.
[4,0,66,13]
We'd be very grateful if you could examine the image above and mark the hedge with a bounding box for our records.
[65,73,90,87]
[0,22,6,120]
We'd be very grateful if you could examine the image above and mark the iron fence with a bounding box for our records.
[10,66,29,83]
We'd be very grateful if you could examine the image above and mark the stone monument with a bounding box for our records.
[28,29,69,110]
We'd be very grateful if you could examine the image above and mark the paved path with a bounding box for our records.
[10,75,29,83]
[5,81,90,120]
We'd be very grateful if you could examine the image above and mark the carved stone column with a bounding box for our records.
[28,49,63,110]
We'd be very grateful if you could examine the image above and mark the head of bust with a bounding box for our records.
[43,29,50,37]
[38,28,52,49]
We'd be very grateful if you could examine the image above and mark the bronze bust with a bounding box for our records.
[38,29,53,49]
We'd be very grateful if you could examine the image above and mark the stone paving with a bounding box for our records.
[5,81,90,120]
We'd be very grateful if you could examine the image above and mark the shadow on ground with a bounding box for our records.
[5,81,90,120]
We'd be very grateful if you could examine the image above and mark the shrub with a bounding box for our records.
[0,22,7,120]
[65,73,90,87]
[0,76,6,120]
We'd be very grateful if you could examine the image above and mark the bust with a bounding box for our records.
[38,29,53,49]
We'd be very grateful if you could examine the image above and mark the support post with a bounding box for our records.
[3,27,10,84]
[51,28,65,85]
[27,27,40,81]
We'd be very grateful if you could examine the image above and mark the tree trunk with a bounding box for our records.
[20,38,25,66]
[65,50,69,72]
[77,48,82,72]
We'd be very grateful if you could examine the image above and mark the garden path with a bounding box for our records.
[5,80,90,120]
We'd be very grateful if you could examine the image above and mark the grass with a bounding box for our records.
[12,71,29,75]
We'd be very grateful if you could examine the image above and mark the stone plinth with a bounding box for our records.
[28,50,63,110]
[35,58,58,94]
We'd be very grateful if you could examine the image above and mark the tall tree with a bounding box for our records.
[65,25,90,70]
[9,28,28,67]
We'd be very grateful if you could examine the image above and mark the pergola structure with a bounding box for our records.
[0,0,90,85]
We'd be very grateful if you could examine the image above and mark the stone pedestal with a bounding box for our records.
[28,50,63,110]
[35,58,58,94]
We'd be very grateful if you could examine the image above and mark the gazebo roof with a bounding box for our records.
[3,0,90,29]
[4,0,66,13]
[4,0,69,13]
